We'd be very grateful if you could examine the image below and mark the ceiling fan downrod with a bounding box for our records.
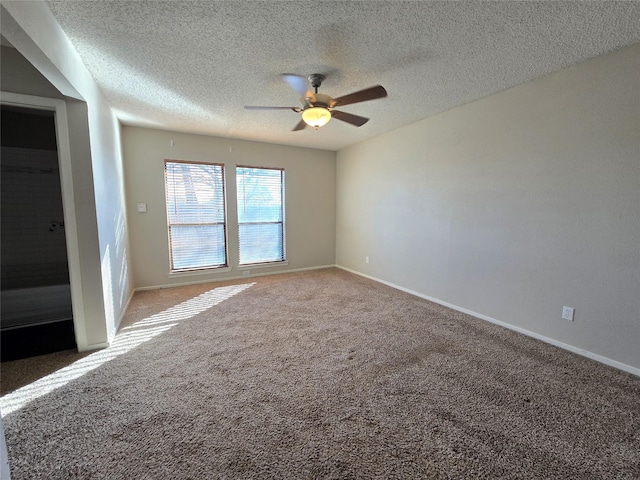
[308,73,325,94]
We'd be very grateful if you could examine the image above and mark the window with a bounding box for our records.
[164,160,227,271]
[236,166,285,265]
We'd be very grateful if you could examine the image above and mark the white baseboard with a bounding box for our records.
[337,266,639,377]
[110,289,136,340]
[135,264,337,292]
[77,341,110,353]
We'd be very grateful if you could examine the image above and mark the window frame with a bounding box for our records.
[236,165,286,266]
[164,159,228,273]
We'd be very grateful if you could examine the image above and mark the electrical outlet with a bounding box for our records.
[562,306,574,321]
[365,256,369,264]
[242,270,250,276]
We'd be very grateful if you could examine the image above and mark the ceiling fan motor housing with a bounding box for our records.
[310,93,332,109]
[308,73,326,90]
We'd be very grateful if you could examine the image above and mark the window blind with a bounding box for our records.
[236,166,285,265]
[165,160,227,271]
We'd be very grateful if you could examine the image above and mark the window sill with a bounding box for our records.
[168,266,232,278]
[237,261,288,271]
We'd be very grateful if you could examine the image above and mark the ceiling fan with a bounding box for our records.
[244,73,387,131]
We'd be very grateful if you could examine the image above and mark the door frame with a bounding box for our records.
[1,91,88,350]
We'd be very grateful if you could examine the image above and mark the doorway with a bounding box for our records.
[1,105,76,361]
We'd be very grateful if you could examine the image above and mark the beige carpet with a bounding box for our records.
[1,268,639,479]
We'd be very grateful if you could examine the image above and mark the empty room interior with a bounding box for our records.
[0,1,639,478]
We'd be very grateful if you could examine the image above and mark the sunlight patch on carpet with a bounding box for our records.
[0,283,254,416]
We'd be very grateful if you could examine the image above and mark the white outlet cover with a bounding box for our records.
[562,306,574,321]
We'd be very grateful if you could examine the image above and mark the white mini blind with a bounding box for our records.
[165,160,227,271]
[236,166,285,265]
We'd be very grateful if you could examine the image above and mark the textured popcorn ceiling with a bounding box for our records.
[45,1,640,151]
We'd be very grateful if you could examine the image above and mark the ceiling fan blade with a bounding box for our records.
[244,106,299,111]
[331,110,369,127]
[332,85,387,107]
[281,74,310,98]
[292,119,307,131]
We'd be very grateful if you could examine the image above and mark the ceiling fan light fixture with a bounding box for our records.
[302,106,331,128]
[244,74,386,131]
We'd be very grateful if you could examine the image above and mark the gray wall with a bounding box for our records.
[336,44,640,372]
[1,1,133,346]
[122,126,336,288]
[0,45,63,99]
